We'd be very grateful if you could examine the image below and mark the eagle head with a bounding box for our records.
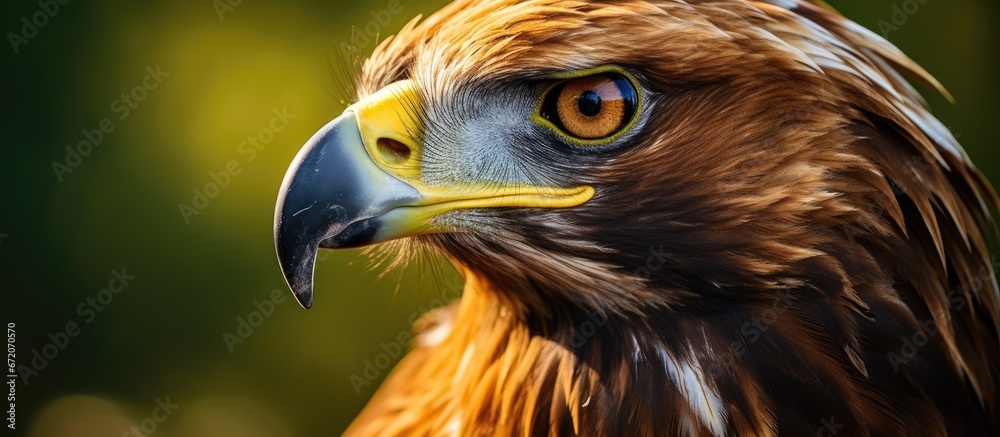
[274,0,1000,435]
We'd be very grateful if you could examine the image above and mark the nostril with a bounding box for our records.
[376,138,412,163]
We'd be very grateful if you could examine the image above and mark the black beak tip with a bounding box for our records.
[294,288,313,310]
[275,246,318,310]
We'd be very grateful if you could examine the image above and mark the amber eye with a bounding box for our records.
[540,73,639,141]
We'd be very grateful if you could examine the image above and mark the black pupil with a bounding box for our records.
[578,90,602,117]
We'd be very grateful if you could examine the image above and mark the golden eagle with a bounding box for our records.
[274,0,1000,434]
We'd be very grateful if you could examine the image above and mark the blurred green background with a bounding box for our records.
[0,0,996,435]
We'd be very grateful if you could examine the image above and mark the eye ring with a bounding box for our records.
[537,70,640,145]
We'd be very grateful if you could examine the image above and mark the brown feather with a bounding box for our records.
[342,0,1000,435]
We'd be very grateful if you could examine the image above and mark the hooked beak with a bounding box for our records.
[273,111,419,309]
[274,80,594,309]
